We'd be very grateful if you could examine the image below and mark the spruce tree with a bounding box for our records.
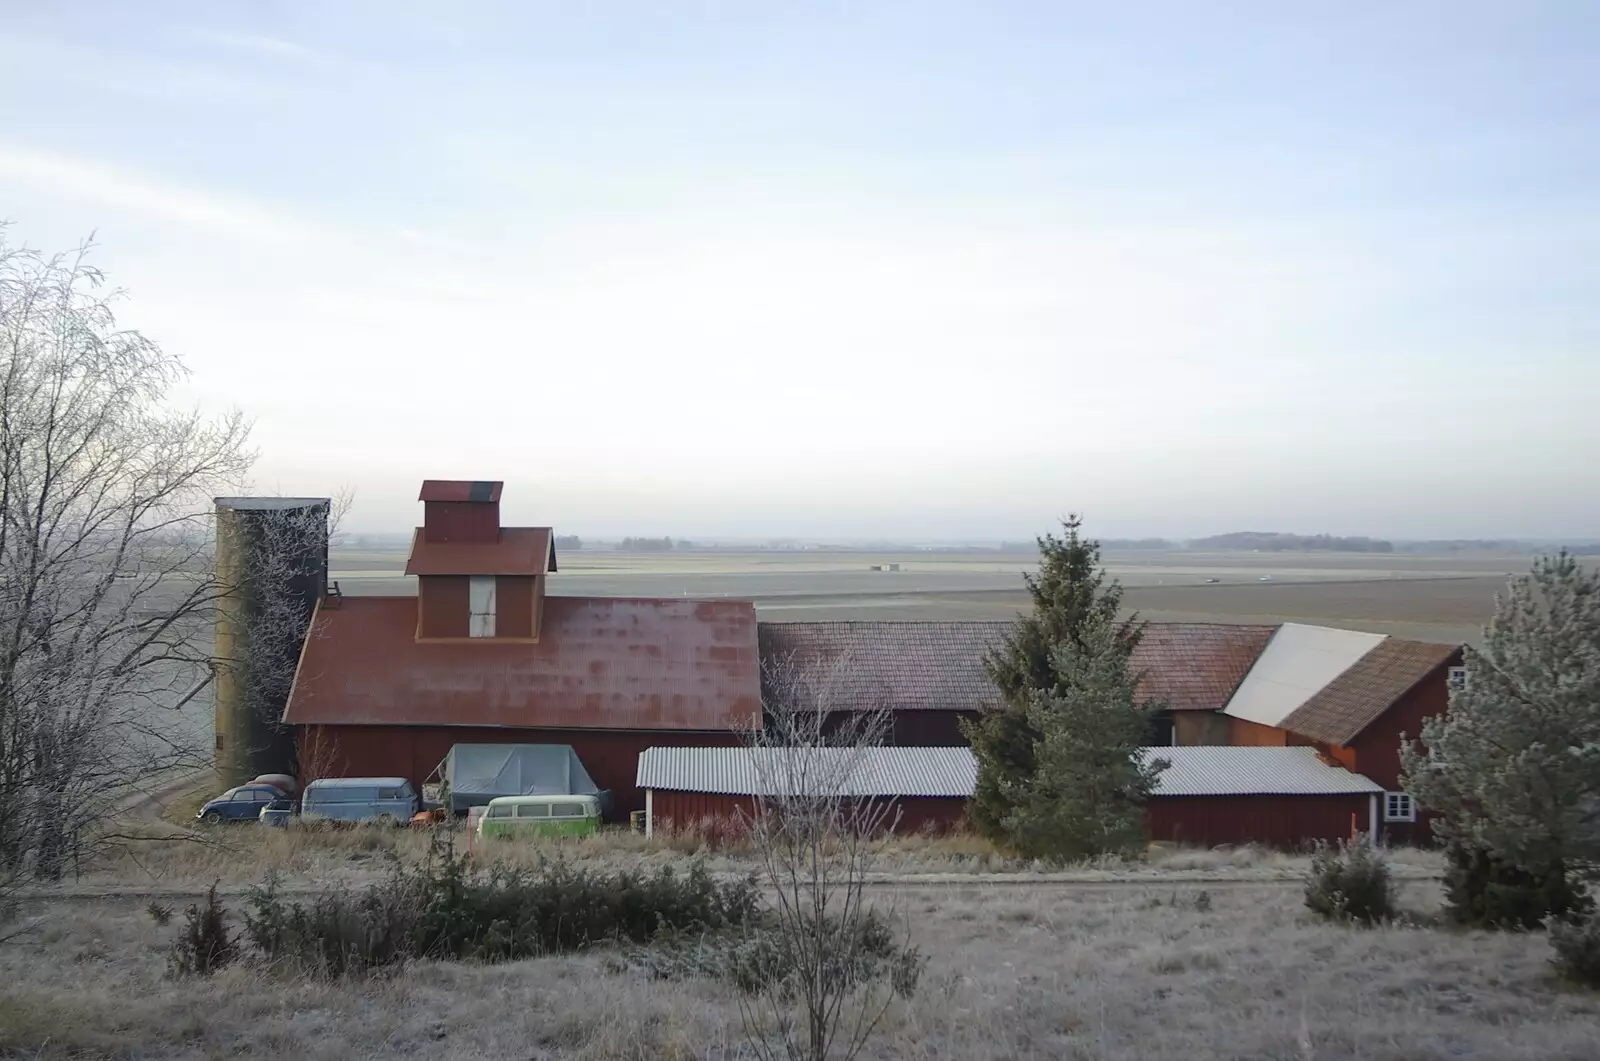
[999,610,1168,861]
[963,515,1143,845]
[1400,551,1600,925]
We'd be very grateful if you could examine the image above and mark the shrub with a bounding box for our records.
[146,901,173,926]
[1443,841,1591,929]
[1304,838,1397,925]
[244,833,757,975]
[169,883,238,976]
[1550,909,1600,988]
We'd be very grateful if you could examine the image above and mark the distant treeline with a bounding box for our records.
[555,535,582,551]
[616,537,699,552]
[1189,532,1395,553]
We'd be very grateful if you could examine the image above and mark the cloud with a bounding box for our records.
[0,144,322,246]
[182,27,346,68]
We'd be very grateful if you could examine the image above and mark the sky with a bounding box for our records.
[1,2,1596,540]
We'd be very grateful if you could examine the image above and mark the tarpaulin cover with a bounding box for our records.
[437,744,606,813]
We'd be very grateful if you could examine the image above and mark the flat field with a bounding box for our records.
[333,546,1531,644]
[6,840,1597,1061]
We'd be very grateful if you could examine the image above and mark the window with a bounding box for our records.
[1384,792,1416,823]
[514,803,551,819]
[378,788,400,800]
[551,802,586,819]
[487,804,513,819]
[1447,666,1469,692]
[469,576,497,637]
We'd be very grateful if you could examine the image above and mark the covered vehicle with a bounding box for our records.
[432,744,610,817]
[197,784,285,824]
[249,774,299,796]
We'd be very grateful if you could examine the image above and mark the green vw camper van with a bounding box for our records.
[476,794,602,839]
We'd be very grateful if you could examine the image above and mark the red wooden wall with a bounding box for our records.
[650,790,969,836]
[1145,793,1374,848]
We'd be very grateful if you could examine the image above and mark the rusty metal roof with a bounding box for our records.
[757,621,1275,713]
[283,595,761,731]
[419,480,503,503]
[404,527,556,576]
[1148,747,1384,796]
[637,746,978,797]
[1278,637,1461,746]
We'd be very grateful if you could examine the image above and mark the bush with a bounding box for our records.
[1443,842,1591,929]
[244,834,757,975]
[1550,909,1600,988]
[1304,838,1397,925]
[169,883,238,976]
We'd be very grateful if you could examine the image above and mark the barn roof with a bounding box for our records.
[418,480,503,503]
[1147,746,1385,797]
[1278,638,1461,746]
[404,526,556,576]
[756,621,1274,713]
[283,595,761,731]
[636,744,1381,798]
[636,745,977,797]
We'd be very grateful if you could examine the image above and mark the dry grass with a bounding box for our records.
[4,879,1597,1060]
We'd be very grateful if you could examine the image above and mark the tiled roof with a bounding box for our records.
[1147,746,1385,796]
[404,526,556,576]
[636,745,977,797]
[756,621,1274,713]
[1278,638,1461,746]
[284,595,761,730]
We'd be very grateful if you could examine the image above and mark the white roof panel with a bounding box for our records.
[1222,623,1385,728]
[1147,746,1384,796]
[636,746,976,798]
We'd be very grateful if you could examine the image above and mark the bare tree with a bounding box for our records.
[0,234,251,899]
[736,652,923,1061]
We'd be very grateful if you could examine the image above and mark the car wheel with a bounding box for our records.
[202,811,223,825]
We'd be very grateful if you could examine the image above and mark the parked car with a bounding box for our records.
[249,773,299,796]
[477,794,602,839]
[300,777,418,824]
[196,784,286,824]
[259,798,299,828]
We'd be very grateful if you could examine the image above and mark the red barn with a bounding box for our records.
[282,480,761,816]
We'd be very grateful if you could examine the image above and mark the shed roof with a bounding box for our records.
[636,744,1381,798]
[1221,623,1386,728]
[756,621,1273,713]
[1147,746,1385,797]
[283,595,761,731]
[419,480,503,503]
[1278,638,1461,746]
[636,745,977,798]
[404,526,556,576]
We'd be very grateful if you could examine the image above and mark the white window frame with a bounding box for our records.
[1383,792,1416,823]
[468,575,496,637]
[1447,666,1469,692]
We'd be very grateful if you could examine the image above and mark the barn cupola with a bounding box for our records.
[404,480,557,641]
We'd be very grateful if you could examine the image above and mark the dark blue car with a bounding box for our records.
[196,784,285,824]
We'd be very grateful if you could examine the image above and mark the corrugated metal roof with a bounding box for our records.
[1147,747,1385,796]
[757,621,1274,713]
[283,595,761,731]
[636,746,978,797]
[637,745,1381,798]
[1279,638,1461,746]
[1222,623,1386,728]
[405,527,556,576]
[419,480,503,503]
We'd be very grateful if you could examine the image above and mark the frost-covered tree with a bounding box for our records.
[985,609,1168,862]
[962,515,1139,841]
[1401,551,1600,925]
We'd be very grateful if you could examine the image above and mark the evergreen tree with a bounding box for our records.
[1401,552,1600,925]
[997,611,1169,861]
[962,515,1143,844]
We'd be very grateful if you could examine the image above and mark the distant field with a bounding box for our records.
[329,546,1527,645]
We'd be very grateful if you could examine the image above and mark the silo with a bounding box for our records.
[214,497,330,789]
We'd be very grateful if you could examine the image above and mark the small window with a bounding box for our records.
[551,802,587,819]
[515,803,551,818]
[469,576,497,638]
[487,804,513,819]
[1384,792,1416,823]
[1447,666,1469,692]
[378,788,400,800]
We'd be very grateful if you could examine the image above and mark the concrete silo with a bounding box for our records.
[213,497,330,789]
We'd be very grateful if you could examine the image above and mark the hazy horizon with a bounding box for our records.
[3,3,1596,540]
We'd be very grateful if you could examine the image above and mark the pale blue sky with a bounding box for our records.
[1,2,1596,539]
